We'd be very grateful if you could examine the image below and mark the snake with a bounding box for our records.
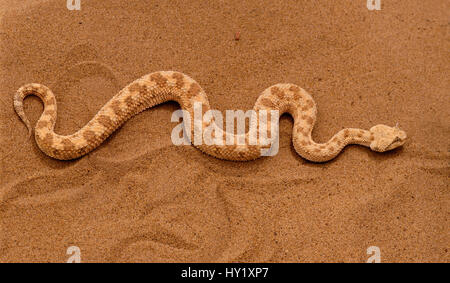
[13,71,407,162]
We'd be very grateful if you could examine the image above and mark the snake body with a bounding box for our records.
[14,71,406,161]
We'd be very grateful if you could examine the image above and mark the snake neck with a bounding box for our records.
[293,128,374,162]
[336,128,374,148]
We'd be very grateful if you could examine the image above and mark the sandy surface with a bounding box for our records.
[0,0,448,262]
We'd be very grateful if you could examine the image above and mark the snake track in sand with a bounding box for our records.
[14,71,407,162]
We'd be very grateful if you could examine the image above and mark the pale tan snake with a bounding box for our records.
[14,71,407,162]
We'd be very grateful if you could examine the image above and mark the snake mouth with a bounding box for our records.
[386,131,407,151]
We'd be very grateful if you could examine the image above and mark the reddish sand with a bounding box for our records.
[0,0,448,262]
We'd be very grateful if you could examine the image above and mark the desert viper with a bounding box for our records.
[14,71,407,162]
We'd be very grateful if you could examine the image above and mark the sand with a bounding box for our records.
[0,0,448,263]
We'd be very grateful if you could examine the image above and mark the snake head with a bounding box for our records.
[369,124,407,152]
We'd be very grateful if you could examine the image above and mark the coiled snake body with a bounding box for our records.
[14,71,406,162]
